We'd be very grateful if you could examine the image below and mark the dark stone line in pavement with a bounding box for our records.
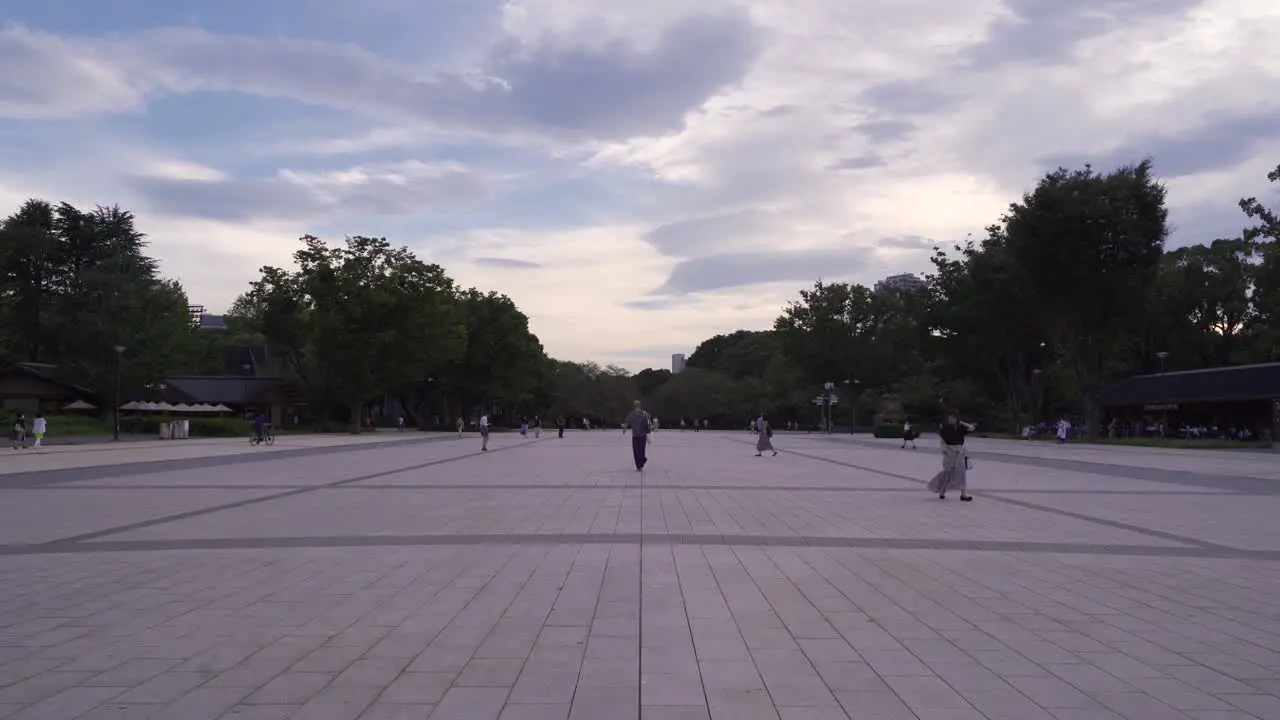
[7,533,1279,560]
[0,434,464,487]
[824,435,1279,494]
[10,483,1238,496]
[37,440,535,546]
[727,438,1234,551]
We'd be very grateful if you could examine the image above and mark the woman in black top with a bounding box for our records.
[928,412,976,501]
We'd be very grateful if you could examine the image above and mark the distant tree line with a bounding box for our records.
[2,160,1275,435]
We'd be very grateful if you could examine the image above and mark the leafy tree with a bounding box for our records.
[634,368,672,400]
[0,199,200,401]
[443,289,545,422]
[651,367,739,425]
[240,235,465,430]
[1000,160,1169,435]
[774,281,886,388]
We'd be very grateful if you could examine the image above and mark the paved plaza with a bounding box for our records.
[1,430,1279,719]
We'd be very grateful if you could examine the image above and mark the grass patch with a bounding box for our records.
[37,414,113,436]
[975,433,1271,450]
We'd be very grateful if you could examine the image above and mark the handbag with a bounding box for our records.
[766,426,773,437]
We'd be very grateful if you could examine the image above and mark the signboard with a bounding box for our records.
[1143,403,1178,411]
[827,397,839,404]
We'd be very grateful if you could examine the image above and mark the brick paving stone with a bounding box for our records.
[2,433,1279,719]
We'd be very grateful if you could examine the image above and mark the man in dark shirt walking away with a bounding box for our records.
[624,400,651,471]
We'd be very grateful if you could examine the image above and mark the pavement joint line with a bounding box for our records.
[813,434,1279,494]
[722,435,1235,551]
[0,433,473,486]
[35,438,544,546]
[7,483,1239,495]
[6,533,1280,560]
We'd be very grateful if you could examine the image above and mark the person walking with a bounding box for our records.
[901,419,917,449]
[624,400,651,471]
[557,415,566,438]
[479,413,490,452]
[520,416,529,439]
[533,416,542,438]
[1056,417,1071,444]
[11,412,27,450]
[32,412,47,449]
[928,412,975,501]
[755,414,777,457]
[456,417,464,438]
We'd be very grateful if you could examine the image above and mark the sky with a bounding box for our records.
[2,1,1278,371]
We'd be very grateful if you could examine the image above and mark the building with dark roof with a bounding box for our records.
[0,363,98,415]
[1101,362,1280,441]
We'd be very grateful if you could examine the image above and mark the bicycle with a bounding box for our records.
[249,424,276,446]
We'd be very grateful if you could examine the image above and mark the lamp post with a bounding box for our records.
[1156,351,1170,437]
[1031,368,1043,434]
[843,378,861,433]
[241,363,252,419]
[113,345,125,441]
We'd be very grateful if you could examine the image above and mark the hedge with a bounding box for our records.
[122,416,251,438]
[872,423,903,439]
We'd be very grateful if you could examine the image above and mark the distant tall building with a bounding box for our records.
[874,273,925,294]
[671,354,686,374]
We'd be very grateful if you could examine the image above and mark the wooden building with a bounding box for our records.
[0,363,97,415]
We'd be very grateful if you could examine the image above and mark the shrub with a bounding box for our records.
[123,416,251,438]
[872,423,903,439]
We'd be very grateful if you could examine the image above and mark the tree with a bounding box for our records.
[651,367,739,424]
[1000,160,1169,435]
[1239,164,1280,361]
[241,235,465,430]
[926,231,1048,430]
[634,368,672,400]
[443,289,545,422]
[0,199,200,398]
[774,281,887,388]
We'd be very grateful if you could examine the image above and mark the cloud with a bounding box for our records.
[127,162,486,221]
[4,0,1280,374]
[962,0,1202,70]
[876,235,936,250]
[852,119,917,143]
[642,209,786,258]
[657,248,867,294]
[828,154,886,171]
[0,12,765,140]
[473,257,541,269]
[1041,109,1280,179]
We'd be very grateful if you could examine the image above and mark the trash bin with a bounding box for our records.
[158,422,172,440]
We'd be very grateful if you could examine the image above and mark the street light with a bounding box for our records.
[1031,368,1043,431]
[1155,351,1170,437]
[112,345,125,441]
[242,363,252,419]
[843,378,861,433]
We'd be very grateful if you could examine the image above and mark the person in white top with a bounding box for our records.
[1056,417,1070,444]
[479,413,490,452]
[32,412,47,448]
